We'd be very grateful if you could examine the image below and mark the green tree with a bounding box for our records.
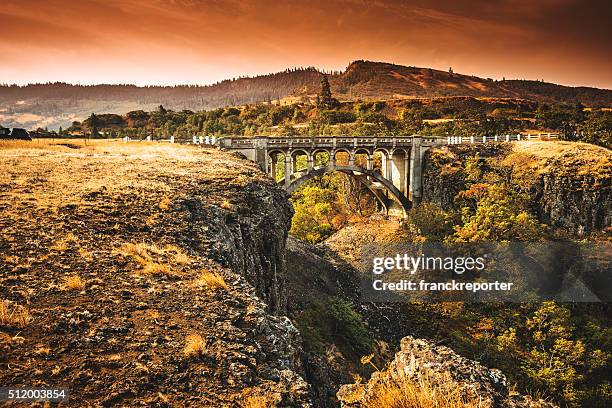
[89,113,100,138]
[316,75,339,110]
[453,183,545,242]
[290,184,336,243]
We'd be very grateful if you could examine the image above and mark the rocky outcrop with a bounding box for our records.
[337,336,556,407]
[422,141,612,235]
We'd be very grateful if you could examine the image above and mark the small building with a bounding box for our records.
[0,128,32,141]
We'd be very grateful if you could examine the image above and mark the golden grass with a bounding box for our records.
[142,262,170,275]
[50,233,77,251]
[241,395,276,408]
[158,195,171,210]
[220,199,234,210]
[0,299,32,328]
[183,334,206,357]
[34,345,51,355]
[63,275,86,291]
[0,139,267,226]
[357,374,481,408]
[78,247,94,262]
[164,244,191,266]
[504,141,612,187]
[147,309,160,321]
[116,242,175,276]
[195,270,228,289]
[3,255,20,264]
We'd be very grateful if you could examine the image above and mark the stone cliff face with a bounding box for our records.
[422,141,612,235]
[176,178,293,314]
[529,174,611,235]
[337,336,556,408]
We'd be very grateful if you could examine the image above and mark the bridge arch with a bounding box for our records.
[332,148,352,166]
[289,148,310,159]
[285,165,411,215]
[267,149,287,181]
[354,148,372,159]
[289,149,310,174]
[312,149,332,167]
[353,148,372,170]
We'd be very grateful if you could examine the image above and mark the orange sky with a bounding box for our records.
[2,0,611,88]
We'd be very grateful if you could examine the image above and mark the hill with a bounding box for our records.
[1,61,611,130]
[320,61,612,106]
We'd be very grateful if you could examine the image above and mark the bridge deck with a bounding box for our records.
[218,134,558,150]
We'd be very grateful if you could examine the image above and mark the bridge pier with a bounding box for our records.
[291,155,298,174]
[347,151,356,167]
[284,155,292,187]
[409,137,428,204]
[269,155,277,180]
[390,149,408,197]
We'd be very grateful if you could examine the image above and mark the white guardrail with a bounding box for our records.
[446,133,558,144]
[120,134,558,145]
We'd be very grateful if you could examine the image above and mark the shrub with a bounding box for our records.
[0,300,31,329]
[359,373,481,408]
[195,271,228,290]
[453,183,545,242]
[115,242,175,276]
[328,297,373,357]
[319,110,357,125]
[63,275,85,291]
[50,233,77,251]
[183,334,206,357]
[406,203,456,241]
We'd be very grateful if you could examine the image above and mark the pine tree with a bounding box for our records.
[317,75,339,110]
[89,113,99,138]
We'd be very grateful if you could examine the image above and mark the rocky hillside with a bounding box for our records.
[0,140,309,406]
[422,140,612,235]
[337,336,556,407]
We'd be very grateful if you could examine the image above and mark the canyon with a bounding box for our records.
[0,139,609,406]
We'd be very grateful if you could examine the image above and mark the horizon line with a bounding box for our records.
[1,61,610,91]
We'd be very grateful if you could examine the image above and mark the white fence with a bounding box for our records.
[121,134,557,146]
[446,133,559,145]
[121,135,216,145]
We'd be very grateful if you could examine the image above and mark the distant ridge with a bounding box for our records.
[1,61,611,130]
[317,60,612,107]
[2,61,611,108]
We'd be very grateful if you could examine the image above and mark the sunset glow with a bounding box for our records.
[1,0,611,88]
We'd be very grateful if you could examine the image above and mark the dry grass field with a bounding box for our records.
[0,139,303,406]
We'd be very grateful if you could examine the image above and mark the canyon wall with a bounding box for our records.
[422,141,612,235]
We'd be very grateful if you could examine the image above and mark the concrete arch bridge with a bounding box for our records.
[217,135,443,216]
[216,134,555,216]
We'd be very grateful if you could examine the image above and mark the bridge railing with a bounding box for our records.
[216,133,559,148]
[445,133,559,144]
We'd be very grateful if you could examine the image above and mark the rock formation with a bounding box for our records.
[337,336,556,407]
